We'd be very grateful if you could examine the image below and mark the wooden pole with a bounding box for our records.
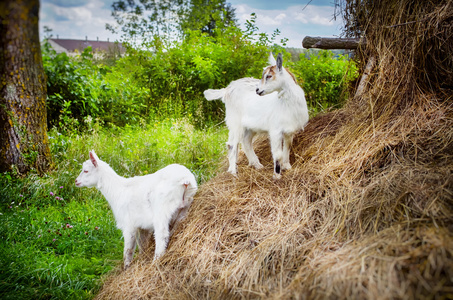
[355,56,376,98]
[302,36,363,49]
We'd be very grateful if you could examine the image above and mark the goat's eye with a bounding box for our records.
[84,170,88,173]
[266,75,272,80]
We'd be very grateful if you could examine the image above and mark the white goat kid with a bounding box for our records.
[75,150,197,270]
[204,53,309,179]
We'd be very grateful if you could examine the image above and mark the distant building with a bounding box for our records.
[47,37,126,57]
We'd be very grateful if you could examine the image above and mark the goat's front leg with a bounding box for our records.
[281,133,294,171]
[123,229,137,270]
[153,222,170,260]
[270,132,285,180]
[242,129,263,170]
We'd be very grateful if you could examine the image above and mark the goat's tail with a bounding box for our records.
[170,177,198,235]
[180,177,197,207]
[203,88,226,102]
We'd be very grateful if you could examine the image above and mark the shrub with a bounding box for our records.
[43,44,149,130]
[116,27,284,127]
[43,46,103,129]
[290,50,358,114]
[42,24,289,129]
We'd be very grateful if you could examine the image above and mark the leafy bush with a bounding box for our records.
[42,44,149,130]
[290,50,358,114]
[43,45,102,129]
[42,23,289,129]
[114,27,287,127]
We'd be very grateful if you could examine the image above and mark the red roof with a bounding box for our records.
[49,38,126,53]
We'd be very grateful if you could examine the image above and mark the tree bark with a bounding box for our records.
[302,36,362,49]
[0,0,51,175]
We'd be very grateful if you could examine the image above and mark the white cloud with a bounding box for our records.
[235,4,248,14]
[39,1,342,48]
[309,15,332,26]
[232,4,342,48]
[40,0,120,41]
[53,6,93,25]
[275,13,286,23]
[292,5,337,26]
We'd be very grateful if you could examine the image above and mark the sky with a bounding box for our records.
[39,0,344,48]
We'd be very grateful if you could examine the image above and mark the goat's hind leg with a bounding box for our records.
[123,229,137,270]
[242,129,263,170]
[281,133,293,171]
[153,222,170,260]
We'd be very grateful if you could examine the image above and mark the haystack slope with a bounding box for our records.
[96,103,452,299]
[96,0,452,298]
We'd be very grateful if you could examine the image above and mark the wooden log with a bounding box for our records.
[355,56,376,98]
[302,36,362,49]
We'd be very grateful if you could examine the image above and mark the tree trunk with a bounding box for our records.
[302,36,363,49]
[0,0,51,175]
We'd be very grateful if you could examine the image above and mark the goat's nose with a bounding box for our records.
[256,88,259,93]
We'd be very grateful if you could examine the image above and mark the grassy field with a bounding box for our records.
[0,118,228,299]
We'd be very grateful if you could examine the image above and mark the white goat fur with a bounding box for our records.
[75,150,197,269]
[203,53,309,179]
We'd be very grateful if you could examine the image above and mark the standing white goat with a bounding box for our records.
[203,53,309,179]
[75,150,197,270]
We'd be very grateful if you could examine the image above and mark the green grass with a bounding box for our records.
[0,117,228,299]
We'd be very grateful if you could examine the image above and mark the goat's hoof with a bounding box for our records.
[250,162,264,170]
[281,163,291,171]
[227,170,238,178]
[273,173,282,180]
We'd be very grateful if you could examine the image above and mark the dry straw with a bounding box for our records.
[96,0,452,298]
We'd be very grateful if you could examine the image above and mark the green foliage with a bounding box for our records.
[43,45,101,129]
[0,173,121,299]
[0,118,227,299]
[244,13,288,47]
[107,0,184,44]
[107,0,237,44]
[43,13,293,131]
[123,27,278,126]
[50,117,228,183]
[43,42,356,130]
[43,20,289,130]
[42,43,151,130]
[181,0,237,36]
[290,50,358,114]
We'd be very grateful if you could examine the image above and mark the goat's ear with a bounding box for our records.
[268,52,276,66]
[276,53,283,72]
[89,150,98,168]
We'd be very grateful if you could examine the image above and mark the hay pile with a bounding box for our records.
[96,0,452,298]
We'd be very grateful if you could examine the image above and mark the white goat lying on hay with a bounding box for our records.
[204,53,309,179]
[75,150,197,269]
